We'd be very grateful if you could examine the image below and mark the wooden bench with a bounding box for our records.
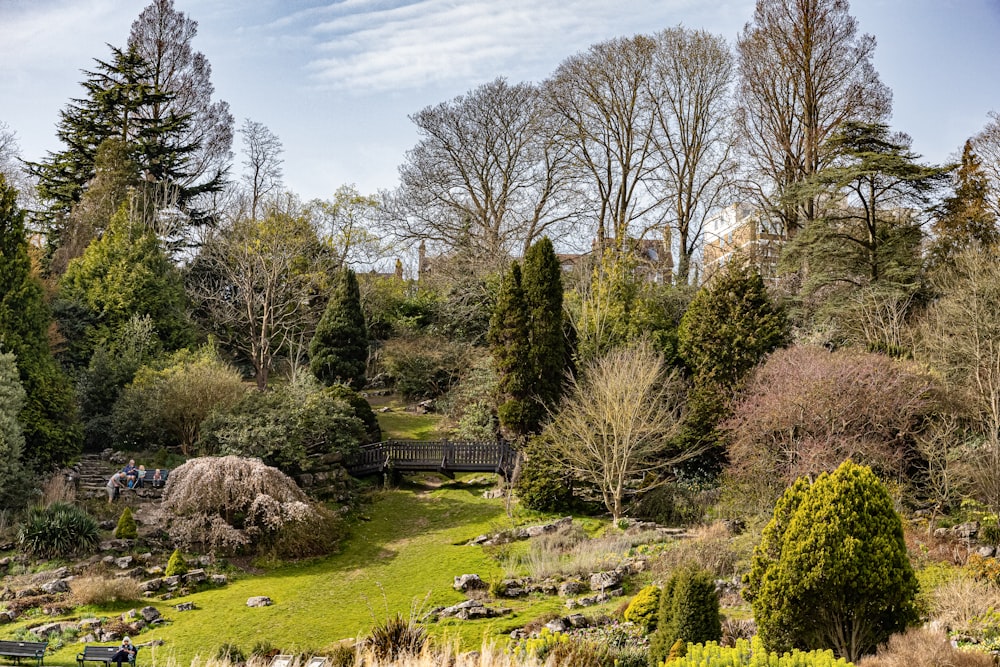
[0,640,47,667]
[139,469,168,488]
[76,645,138,667]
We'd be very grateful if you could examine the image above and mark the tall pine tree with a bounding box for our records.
[310,267,369,390]
[489,262,533,437]
[929,140,999,268]
[522,237,566,429]
[0,176,81,470]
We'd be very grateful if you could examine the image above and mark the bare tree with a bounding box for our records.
[0,122,34,209]
[545,35,663,253]
[188,203,325,389]
[919,248,1000,513]
[239,119,284,221]
[545,340,689,523]
[972,111,1000,220]
[307,184,392,268]
[389,78,576,272]
[649,27,738,284]
[736,0,891,236]
[128,0,233,217]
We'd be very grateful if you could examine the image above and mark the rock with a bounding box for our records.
[41,579,70,594]
[566,614,588,628]
[0,557,10,567]
[453,574,486,592]
[141,606,161,622]
[953,522,979,539]
[30,621,72,637]
[146,567,164,576]
[183,569,207,584]
[979,546,997,558]
[558,580,587,597]
[99,521,116,531]
[175,602,195,612]
[122,609,138,621]
[482,489,504,499]
[589,570,622,592]
[545,618,569,633]
[115,556,134,569]
[247,596,273,608]
[501,586,525,598]
[0,611,14,624]
[210,575,228,586]
[162,576,181,587]
[933,527,950,539]
[198,556,213,567]
[140,579,162,593]
[78,618,101,629]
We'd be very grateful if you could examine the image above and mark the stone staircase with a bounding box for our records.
[70,452,164,501]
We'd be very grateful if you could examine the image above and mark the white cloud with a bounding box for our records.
[268,0,728,93]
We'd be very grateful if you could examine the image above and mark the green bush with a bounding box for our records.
[378,334,470,400]
[980,519,1000,546]
[649,566,721,666]
[624,585,662,633]
[663,638,851,667]
[18,502,99,558]
[165,549,188,577]
[114,507,137,539]
[515,436,575,513]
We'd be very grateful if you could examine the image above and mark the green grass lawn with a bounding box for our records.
[30,475,590,667]
[376,409,445,440]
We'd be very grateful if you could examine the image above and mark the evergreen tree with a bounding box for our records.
[929,140,999,268]
[0,176,81,470]
[0,352,29,509]
[309,267,369,390]
[59,198,192,366]
[744,461,919,662]
[676,260,786,474]
[649,565,721,665]
[522,237,566,430]
[488,262,533,437]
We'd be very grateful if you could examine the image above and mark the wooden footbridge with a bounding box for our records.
[345,440,519,479]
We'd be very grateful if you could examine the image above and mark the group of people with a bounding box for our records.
[106,459,164,503]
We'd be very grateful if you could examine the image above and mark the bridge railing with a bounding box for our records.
[346,440,517,477]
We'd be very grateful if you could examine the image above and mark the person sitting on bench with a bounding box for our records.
[110,636,136,667]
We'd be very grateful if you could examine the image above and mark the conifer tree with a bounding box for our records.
[649,565,721,664]
[488,262,533,437]
[0,352,29,509]
[310,267,369,390]
[0,176,81,470]
[744,461,918,662]
[521,237,566,430]
[929,140,999,268]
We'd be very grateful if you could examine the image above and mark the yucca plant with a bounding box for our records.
[18,502,99,558]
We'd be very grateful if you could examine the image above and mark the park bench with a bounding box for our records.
[139,468,169,488]
[76,645,139,667]
[0,640,47,667]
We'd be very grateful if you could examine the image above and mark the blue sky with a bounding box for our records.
[2,0,999,201]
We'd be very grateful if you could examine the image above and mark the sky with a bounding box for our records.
[1,0,999,203]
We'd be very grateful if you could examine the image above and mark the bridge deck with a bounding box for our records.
[346,440,517,478]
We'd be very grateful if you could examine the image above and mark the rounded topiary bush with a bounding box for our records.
[165,548,188,577]
[624,584,661,633]
[18,502,99,558]
[114,507,138,539]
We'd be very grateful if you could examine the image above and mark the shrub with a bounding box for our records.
[857,627,993,667]
[511,627,569,662]
[649,565,721,665]
[624,585,661,633]
[667,638,852,667]
[361,612,426,662]
[70,576,142,605]
[546,639,609,667]
[514,435,574,513]
[327,644,355,667]
[165,549,188,577]
[214,643,245,663]
[114,507,137,539]
[18,502,99,558]
[377,334,470,400]
[248,641,278,659]
[979,519,1000,546]
[652,522,743,580]
[161,456,319,555]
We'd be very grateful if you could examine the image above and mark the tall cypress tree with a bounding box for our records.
[489,262,533,437]
[522,237,566,430]
[0,176,81,470]
[310,267,369,390]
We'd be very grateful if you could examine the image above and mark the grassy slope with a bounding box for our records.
[29,411,586,665]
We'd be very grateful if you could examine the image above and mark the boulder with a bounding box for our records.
[0,611,14,624]
[953,522,979,539]
[566,614,588,628]
[545,618,568,633]
[247,596,273,608]
[140,579,162,593]
[589,570,622,592]
[140,606,161,622]
[558,580,587,597]
[979,546,997,558]
[183,569,207,584]
[175,602,195,612]
[41,579,70,594]
[210,575,228,586]
[453,574,485,592]
[115,556,135,569]
[162,576,181,587]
